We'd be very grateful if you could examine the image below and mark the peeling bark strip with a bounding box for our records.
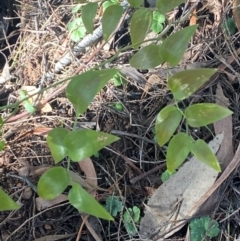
[54,0,130,73]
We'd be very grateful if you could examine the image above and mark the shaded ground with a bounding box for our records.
[0,0,240,240]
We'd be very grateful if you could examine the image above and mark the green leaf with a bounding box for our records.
[223,18,237,35]
[113,73,128,86]
[124,222,138,236]
[191,139,221,172]
[168,68,216,101]
[0,189,20,211]
[19,90,36,113]
[105,196,123,217]
[0,116,3,126]
[113,102,123,111]
[190,217,220,241]
[37,167,69,200]
[102,0,118,11]
[66,69,118,116]
[69,182,113,220]
[166,133,192,173]
[70,28,86,42]
[64,129,119,161]
[68,18,83,31]
[155,106,183,146]
[161,169,175,182]
[82,2,98,34]
[206,220,221,238]
[72,4,81,13]
[156,0,185,14]
[130,8,153,49]
[130,44,163,69]
[185,103,233,128]
[102,5,123,41]
[128,0,143,7]
[151,11,165,33]
[159,25,198,66]
[0,141,5,151]
[47,128,69,163]
[123,206,140,223]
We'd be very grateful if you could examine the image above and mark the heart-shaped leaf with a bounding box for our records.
[102,5,123,41]
[64,129,119,161]
[69,182,113,220]
[130,8,153,49]
[185,103,233,127]
[130,44,163,69]
[47,128,69,163]
[191,139,221,172]
[155,106,183,146]
[128,0,143,7]
[168,68,216,101]
[166,133,192,173]
[159,25,198,66]
[156,0,185,14]
[66,69,118,116]
[0,189,20,211]
[37,167,69,200]
[82,2,98,34]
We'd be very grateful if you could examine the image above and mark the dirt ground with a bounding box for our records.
[1,0,240,240]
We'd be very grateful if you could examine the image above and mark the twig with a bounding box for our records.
[130,163,165,184]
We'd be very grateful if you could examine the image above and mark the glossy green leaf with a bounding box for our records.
[82,2,98,34]
[128,0,143,7]
[130,44,163,69]
[64,129,119,162]
[69,182,113,220]
[0,189,20,211]
[191,139,221,172]
[156,0,185,14]
[37,167,69,200]
[102,5,123,41]
[155,106,183,146]
[185,103,233,128]
[47,128,69,163]
[166,133,192,173]
[130,8,153,49]
[66,69,118,116]
[168,68,216,101]
[159,25,198,66]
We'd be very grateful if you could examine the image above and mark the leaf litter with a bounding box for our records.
[1,0,240,240]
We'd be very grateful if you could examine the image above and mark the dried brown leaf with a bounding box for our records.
[33,234,74,241]
[36,194,68,211]
[78,157,98,197]
[214,84,234,170]
[139,134,223,239]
